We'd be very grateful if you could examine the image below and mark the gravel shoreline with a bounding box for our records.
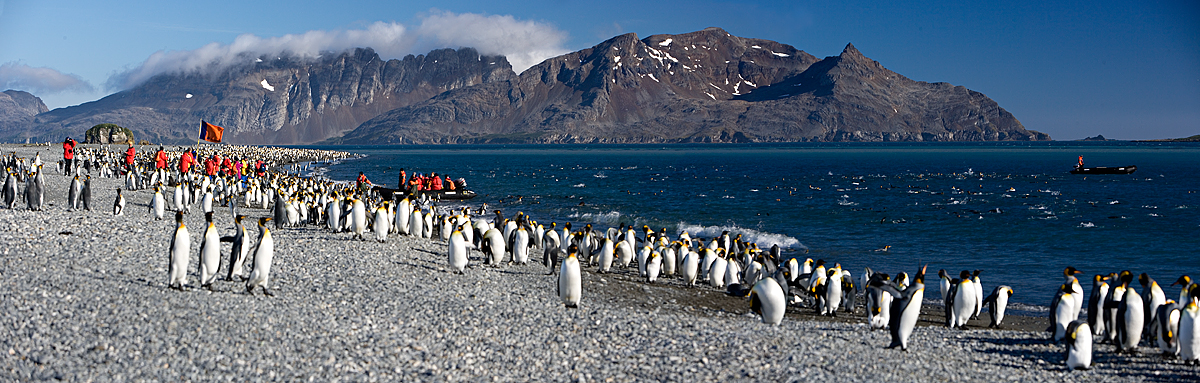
[1,143,1195,382]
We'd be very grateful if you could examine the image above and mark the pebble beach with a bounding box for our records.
[1,143,1196,382]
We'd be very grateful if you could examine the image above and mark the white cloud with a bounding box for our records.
[107,12,569,90]
[413,11,569,74]
[0,62,95,94]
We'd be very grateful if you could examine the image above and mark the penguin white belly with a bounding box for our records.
[973,277,984,319]
[1121,290,1145,351]
[725,260,742,287]
[396,202,411,235]
[700,250,716,279]
[615,241,633,268]
[661,248,676,276]
[896,288,924,349]
[153,193,165,220]
[440,217,453,242]
[636,246,651,277]
[993,291,1009,326]
[954,282,976,328]
[682,252,698,285]
[1071,281,1083,320]
[752,278,787,325]
[231,230,251,278]
[374,208,390,242]
[645,254,661,283]
[351,201,367,238]
[709,257,727,288]
[409,211,423,238]
[169,225,190,287]
[202,192,213,213]
[247,231,275,290]
[449,232,468,273]
[513,230,530,264]
[1067,322,1093,370]
[484,229,505,265]
[558,255,581,307]
[825,274,843,315]
[1054,295,1076,341]
[597,239,614,272]
[1159,307,1181,355]
[200,225,220,286]
[1181,303,1200,363]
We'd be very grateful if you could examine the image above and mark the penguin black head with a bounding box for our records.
[959,270,971,280]
[1190,284,1200,300]
[235,215,246,223]
[815,259,825,268]
[567,244,579,256]
[1060,283,1076,294]
[1173,275,1192,287]
[259,217,272,227]
[1063,266,1082,277]
[174,211,184,224]
[972,270,982,278]
[205,212,214,223]
[1093,274,1105,283]
[1138,273,1152,287]
[938,269,948,279]
[915,265,927,284]
[1119,270,1134,286]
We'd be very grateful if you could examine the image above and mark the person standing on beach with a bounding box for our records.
[398,168,406,190]
[124,143,136,173]
[62,137,77,175]
[180,149,196,175]
[154,147,168,170]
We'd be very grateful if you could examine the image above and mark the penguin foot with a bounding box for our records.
[263,288,274,297]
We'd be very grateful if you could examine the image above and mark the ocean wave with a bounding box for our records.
[1079,222,1096,228]
[572,183,585,188]
[568,211,622,225]
[676,223,806,250]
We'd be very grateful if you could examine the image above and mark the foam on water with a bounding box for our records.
[676,223,806,251]
[567,211,622,225]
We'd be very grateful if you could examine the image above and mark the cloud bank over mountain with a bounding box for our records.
[106,11,569,90]
[0,62,95,94]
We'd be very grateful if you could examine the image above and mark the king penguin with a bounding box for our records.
[167,211,190,290]
[2,169,16,209]
[482,227,505,266]
[1157,301,1181,357]
[682,249,699,286]
[1064,319,1093,370]
[512,226,531,265]
[1088,274,1110,339]
[151,185,166,220]
[645,251,662,283]
[67,175,81,211]
[449,225,469,274]
[1180,285,1200,365]
[866,272,893,330]
[1140,273,1167,343]
[982,285,1014,328]
[246,217,275,296]
[950,270,976,329]
[81,175,92,211]
[1050,283,1078,342]
[596,237,614,273]
[198,212,221,290]
[374,204,390,242]
[884,265,927,351]
[113,188,125,216]
[1104,272,1126,344]
[1063,266,1084,320]
[558,244,582,308]
[751,277,787,325]
[350,198,367,240]
[225,215,251,281]
[1115,270,1145,353]
[971,270,983,320]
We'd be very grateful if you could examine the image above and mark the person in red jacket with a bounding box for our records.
[430,172,443,191]
[179,150,196,174]
[62,137,77,175]
[124,143,136,173]
[154,147,168,170]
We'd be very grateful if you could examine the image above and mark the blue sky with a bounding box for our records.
[0,0,1196,140]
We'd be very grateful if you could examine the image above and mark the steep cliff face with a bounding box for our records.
[14,48,513,144]
[0,90,49,137]
[336,28,1047,144]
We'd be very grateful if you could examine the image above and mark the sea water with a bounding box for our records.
[306,142,1199,309]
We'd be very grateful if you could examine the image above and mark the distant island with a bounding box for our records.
[1078,135,1118,141]
[1134,134,1200,142]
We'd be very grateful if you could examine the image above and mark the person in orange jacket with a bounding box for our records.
[124,143,136,173]
[444,175,456,191]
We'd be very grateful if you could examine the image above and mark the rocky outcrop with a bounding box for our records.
[335,28,1048,144]
[0,90,49,139]
[84,123,135,144]
[8,48,513,145]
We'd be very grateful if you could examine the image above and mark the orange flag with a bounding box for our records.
[199,120,224,143]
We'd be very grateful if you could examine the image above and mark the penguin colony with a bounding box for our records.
[2,145,354,296]
[6,145,1200,372]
